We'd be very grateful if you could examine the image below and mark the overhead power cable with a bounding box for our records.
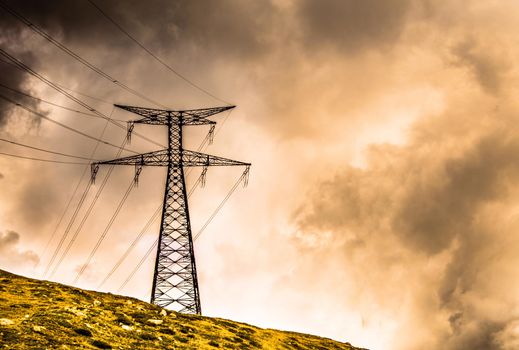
[213,108,234,138]
[183,109,233,182]
[117,238,157,293]
[48,143,126,279]
[44,175,94,276]
[86,0,232,106]
[45,136,127,277]
[0,0,166,108]
[0,136,98,161]
[38,117,111,269]
[0,93,138,154]
[0,150,88,164]
[0,57,113,105]
[194,171,248,241]
[196,108,234,153]
[0,82,125,120]
[74,177,136,284]
[97,204,162,289]
[54,82,114,105]
[0,48,165,149]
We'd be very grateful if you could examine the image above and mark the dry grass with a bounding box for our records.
[0,269,364,349]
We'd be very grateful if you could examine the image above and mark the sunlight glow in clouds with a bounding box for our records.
[1,1,519,349]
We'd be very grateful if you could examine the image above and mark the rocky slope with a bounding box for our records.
[0,269,364,349]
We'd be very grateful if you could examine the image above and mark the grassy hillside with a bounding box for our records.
[0,269,364,349]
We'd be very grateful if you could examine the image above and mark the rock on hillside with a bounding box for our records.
[0,269,364,349]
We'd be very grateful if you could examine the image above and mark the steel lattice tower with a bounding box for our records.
[91,104,250,314]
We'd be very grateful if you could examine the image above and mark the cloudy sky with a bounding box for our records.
[2,0,519,349]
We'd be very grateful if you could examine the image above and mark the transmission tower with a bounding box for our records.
[91,104,250,314]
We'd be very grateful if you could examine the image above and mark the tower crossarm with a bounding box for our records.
[92,149,250,168]
[115,104,235,125]
[182,150,250,167]
[132,118,217,126]
[94,149,169,167]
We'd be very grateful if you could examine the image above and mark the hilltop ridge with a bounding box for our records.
[0,269,364,349]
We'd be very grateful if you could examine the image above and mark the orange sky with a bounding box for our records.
[1,1,519,349]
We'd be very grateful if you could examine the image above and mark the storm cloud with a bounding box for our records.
[295,102,519,348]
[297,0,414,53]
[1,1,519,349]
[291,14,519,346]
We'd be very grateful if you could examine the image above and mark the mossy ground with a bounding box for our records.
[0,269,363,349]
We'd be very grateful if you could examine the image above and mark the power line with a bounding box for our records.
[194,171,248,241]
[0,150,88,164]
[182,109,233,181]
[74,176,135,284]
[117,238,157,293]
[0,0,166,108]
[213,108,234,138]
[97,204,162,289]
[54,82,114,105]
[184,109,233,177]
[0,136,98,161]
[44,179,93,276]
[48,150,123,278]
[196,108,234,152]
[0,57,114,105]
[39,111,220,286]
[86,0,232,106]
[0,82,125,120]
[47,139,127,277]
[37,166,89,268]
[45,138,127,278]
[0,93,138,154]
[37,116,111,269]
[0,57,114,106]
[0,48,165,149]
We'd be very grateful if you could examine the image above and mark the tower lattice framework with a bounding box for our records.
[92,104,250,314]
